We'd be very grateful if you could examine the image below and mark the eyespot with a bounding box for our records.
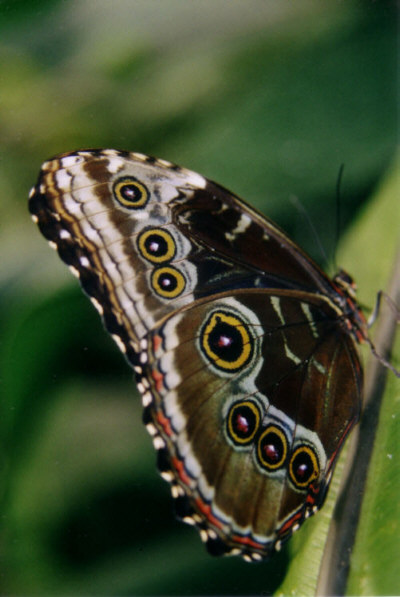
[113,176,149,209]
[200,310,253,372]
[257,425,288,471]
[226,400,261,446]
[138,228,176,263]
[151,266,186,298]
[289,445,320,489]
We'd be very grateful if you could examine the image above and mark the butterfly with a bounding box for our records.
[29,148,372,561]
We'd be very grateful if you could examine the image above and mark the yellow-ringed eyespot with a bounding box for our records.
[200,310,253,372]
[289,445,320,489]
[137,228,176,263]
[113,176,149,209]
[151,266,186,298]
[226,400,261,446]
[256,425,288,471]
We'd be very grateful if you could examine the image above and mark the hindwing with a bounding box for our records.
[143,289,361,558]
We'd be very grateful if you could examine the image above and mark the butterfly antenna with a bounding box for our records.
[289,195,329,265]
[333,163,345,271]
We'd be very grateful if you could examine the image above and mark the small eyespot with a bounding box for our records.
[227,400,261,446]
[151,266,186,298]
[200,310,253,372]
[113,176,149,209]
[289,445,320,489]
[138,228,176,263]
[257,425,288,471]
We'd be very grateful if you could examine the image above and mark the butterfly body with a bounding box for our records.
[29,149,365,560]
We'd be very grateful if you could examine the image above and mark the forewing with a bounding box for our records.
[29,149,334,366]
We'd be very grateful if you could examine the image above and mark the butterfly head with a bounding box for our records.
[333,269,357,300]
[331,269,368,344]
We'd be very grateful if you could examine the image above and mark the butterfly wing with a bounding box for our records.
[30,150,213,358]
[170,175,337,294]
[29,150,335,347]
[29,149,363,560]
[142,288,362,559]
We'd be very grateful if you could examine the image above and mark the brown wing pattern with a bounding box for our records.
[29,149,364,561]
[141,289,362,559]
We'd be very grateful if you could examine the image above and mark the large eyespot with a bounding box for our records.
[200,310,253,372]
[151,266,186,298]
[138,228,176,263]
[289,445,320,489]
[257,425,288,471]
[113,176,149,209]
[227,400,261,446]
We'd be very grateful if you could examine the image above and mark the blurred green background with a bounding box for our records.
[0,1,398,595]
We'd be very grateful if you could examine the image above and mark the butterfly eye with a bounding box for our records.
[289,445,320,489]
[256,425,288,471]
[200,310,253,372]
[151,266,186,298]
[138,228,176,263]
[113,176,149,208]
[227,400,261,446]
